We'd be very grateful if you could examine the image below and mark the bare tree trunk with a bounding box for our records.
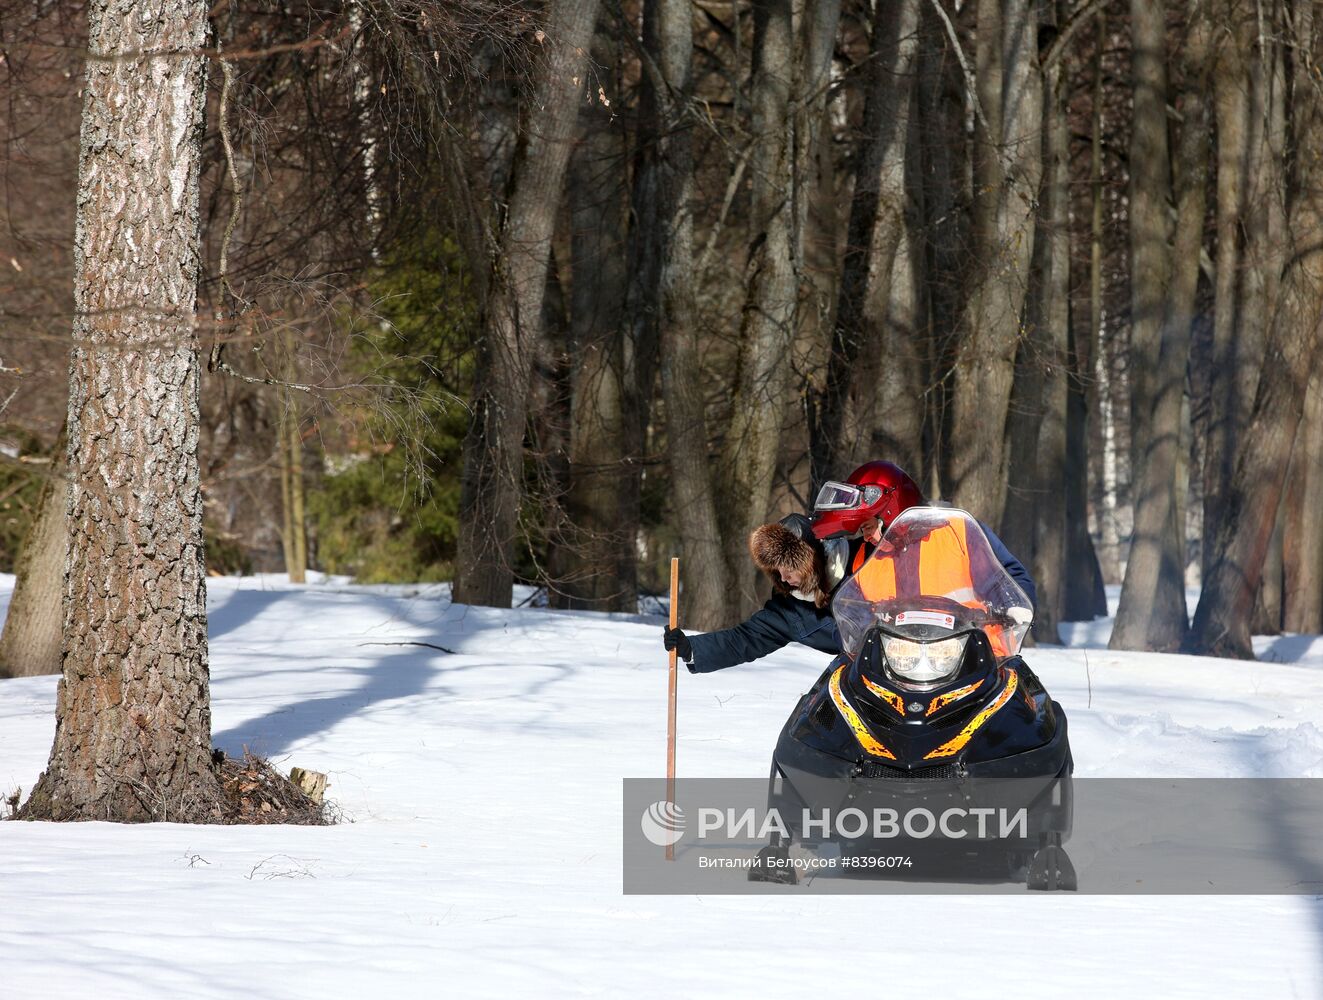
[1124,0,1172,475]
[1064,305,1109,620]
[278,335,306,584]
[719,0,818,614]
[1284,365,1323,632]
[1112,3,1211,651]
[280,410,295,577]
[557,21,633,611]
[811,0,921,487]
[947,0,1043,524]
[0,458,66,678]
[1189,0,1323,658]
[791,0,845,443]
[916,4,967,497]
[1204,5,1287,580]
[453,0,601,608]
[1090,7,1121,584]
[288,393,307,583]
[652,0,732,629]
[1252,501,1285,634]
[20,0,221,821]
[1203,4,1249,576]
[1028,7,1073,644]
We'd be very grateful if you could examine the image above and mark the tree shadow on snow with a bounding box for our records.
[207,588,292,640]
[210,632,574,756]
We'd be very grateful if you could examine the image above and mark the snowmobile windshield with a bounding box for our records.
[831,506,1032,661]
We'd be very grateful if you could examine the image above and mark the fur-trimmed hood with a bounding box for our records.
[748,515,829,608]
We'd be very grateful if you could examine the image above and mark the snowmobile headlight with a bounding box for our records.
[881,635,968,687]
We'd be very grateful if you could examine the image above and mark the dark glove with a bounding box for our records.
[663,626,693,662]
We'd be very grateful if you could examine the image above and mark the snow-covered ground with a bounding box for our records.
[2,573,1323,998]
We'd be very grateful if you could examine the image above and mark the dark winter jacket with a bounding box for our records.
[687,591,840,674]
[981,522,1037,610]
[685,518,1036,674]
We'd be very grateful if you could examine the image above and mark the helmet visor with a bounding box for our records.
[814,481,862,510]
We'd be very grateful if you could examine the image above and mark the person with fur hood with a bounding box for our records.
[662,459,1036,673]
[662,513,842,674]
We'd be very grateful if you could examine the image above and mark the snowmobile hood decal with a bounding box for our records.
[925,678,987,717]
[858,674,908,717]
[923,669,1019,760]
[829,666,897,759]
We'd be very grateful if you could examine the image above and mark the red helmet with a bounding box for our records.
[810,461,923,540]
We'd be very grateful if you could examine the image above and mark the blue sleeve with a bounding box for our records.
[687,599,795,673]
[686,595,840,672]
[979,522,1037,610]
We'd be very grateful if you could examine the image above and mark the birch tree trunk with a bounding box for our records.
[20,0,220,821]
[453,0,601,607]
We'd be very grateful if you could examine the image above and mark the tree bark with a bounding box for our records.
[648,0,734,629]
[1204,5,1288,581]
[1188,0,1323,658]
[453,0,601,608]
[1026,7,1073,645]
[718,0,815,614]
[915,4,967,498]
[1203,4,1250,577]
[791,0,846,445]
[811,0,921,488]
[1086,7,1123,588]
[20,0,220,821]
[947,0,1043,525]
[1284,365,1323,633]
[1124,0,1172,476]
[278,336,306,585]
[556,20,633,611]
[1251,500,1285,634]
[1111,3,1211,652]
[0,458,66,678]
[1064,305,1109,620]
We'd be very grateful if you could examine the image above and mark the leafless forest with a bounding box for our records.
[2,0,1322,677]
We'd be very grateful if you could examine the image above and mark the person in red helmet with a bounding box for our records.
[810,461,1037,606]
[661,461,1035,673]
[811,461,922,543]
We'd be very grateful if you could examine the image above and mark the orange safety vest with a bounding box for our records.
[855,516,975,603]
[851,542,869,574]
[853,518,1014,658]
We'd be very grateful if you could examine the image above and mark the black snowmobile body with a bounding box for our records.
[751,507,1075,889]
[759,630,1074,888]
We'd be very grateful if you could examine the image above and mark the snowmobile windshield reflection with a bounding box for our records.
[831,506,1034,680]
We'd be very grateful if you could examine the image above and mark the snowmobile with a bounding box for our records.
[750,507,1075,890]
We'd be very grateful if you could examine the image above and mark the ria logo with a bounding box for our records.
[640,800,686,847]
